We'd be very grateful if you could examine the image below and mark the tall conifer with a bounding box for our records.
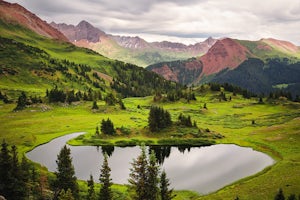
[99,153,112,200]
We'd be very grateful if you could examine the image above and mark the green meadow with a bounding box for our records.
[0,90,299,199]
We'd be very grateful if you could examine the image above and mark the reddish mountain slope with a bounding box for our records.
[0,0,68,42]
[199,38,250,76]
[262,38,299,53]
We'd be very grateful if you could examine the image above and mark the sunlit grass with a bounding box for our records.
[0,91,299,199]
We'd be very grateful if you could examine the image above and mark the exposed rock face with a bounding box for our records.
[0,0,68,42]
[199,38,250,75]
[50,20,106,43]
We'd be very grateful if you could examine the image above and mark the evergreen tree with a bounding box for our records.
[87,174,96,200]
[0,140,12,198]
[146,150,159,200]
[95,126,100,136]
[11,145,26,199]
[160,170,174,200]
[14,91,28,111]
[99,153,112,200]
[100,118,116,135]
[92,101,99,110]
[129,146,148,200]
[54,145,79,199]
[274,188,285,200]
[148,106,172,132]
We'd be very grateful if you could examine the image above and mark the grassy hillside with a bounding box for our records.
[237,39,300,61]
[0,19,180,99]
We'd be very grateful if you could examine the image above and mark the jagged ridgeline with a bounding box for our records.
[0,19,181,99]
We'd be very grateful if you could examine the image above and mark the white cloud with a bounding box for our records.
[5,0,300,45]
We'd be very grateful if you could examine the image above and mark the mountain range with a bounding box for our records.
[0,0,300,97]
[147,37,300,95]
[50,21,216,67]
[0,0,180,99]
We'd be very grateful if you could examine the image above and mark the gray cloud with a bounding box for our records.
[5,0,300,45]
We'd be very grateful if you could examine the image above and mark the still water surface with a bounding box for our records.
[27,132,274,194]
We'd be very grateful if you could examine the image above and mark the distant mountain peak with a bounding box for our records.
[77,20,93,29]
[199,38,250,75]
[51,20,106,43]
[111,35,151,49]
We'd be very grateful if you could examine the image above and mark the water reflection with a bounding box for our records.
[101,146,115,157]
[149,146,171,164]
[26,132,274,194]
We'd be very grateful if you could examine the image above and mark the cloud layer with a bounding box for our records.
[6,0,300,45]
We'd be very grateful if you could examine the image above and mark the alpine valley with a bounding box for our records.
[50,20,300,98]
[0,0,299,200]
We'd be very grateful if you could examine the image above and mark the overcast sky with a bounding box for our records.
[6,0,300,45]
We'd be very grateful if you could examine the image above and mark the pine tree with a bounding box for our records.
[11,145,26,200]
[87,174,96,200]
[100,118,115,135]
[146,150,159,200]
[148,106,172,132]
[54,145,79,199]
[274,188,285,200]
[129,146,148,200]
[14,91,28,111]
[92,101,99,110]
[95,126,100,136]
[160,170,174,200]
[0,140,12,198]
[99,153,112,200]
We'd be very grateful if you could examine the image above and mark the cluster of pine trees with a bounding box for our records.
[53,145,174,200]
[208,82,256,99]
[129,146,174,200]
[110,61,181,97]
[177,113,197,127]
[0,141,46,200]
[148,106,172,132]
[100,118,116,135]
[153,89,196,103]
[47,87,102,104]
[13,92,43,111]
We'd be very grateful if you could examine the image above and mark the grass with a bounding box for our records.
[0,91,299,199]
